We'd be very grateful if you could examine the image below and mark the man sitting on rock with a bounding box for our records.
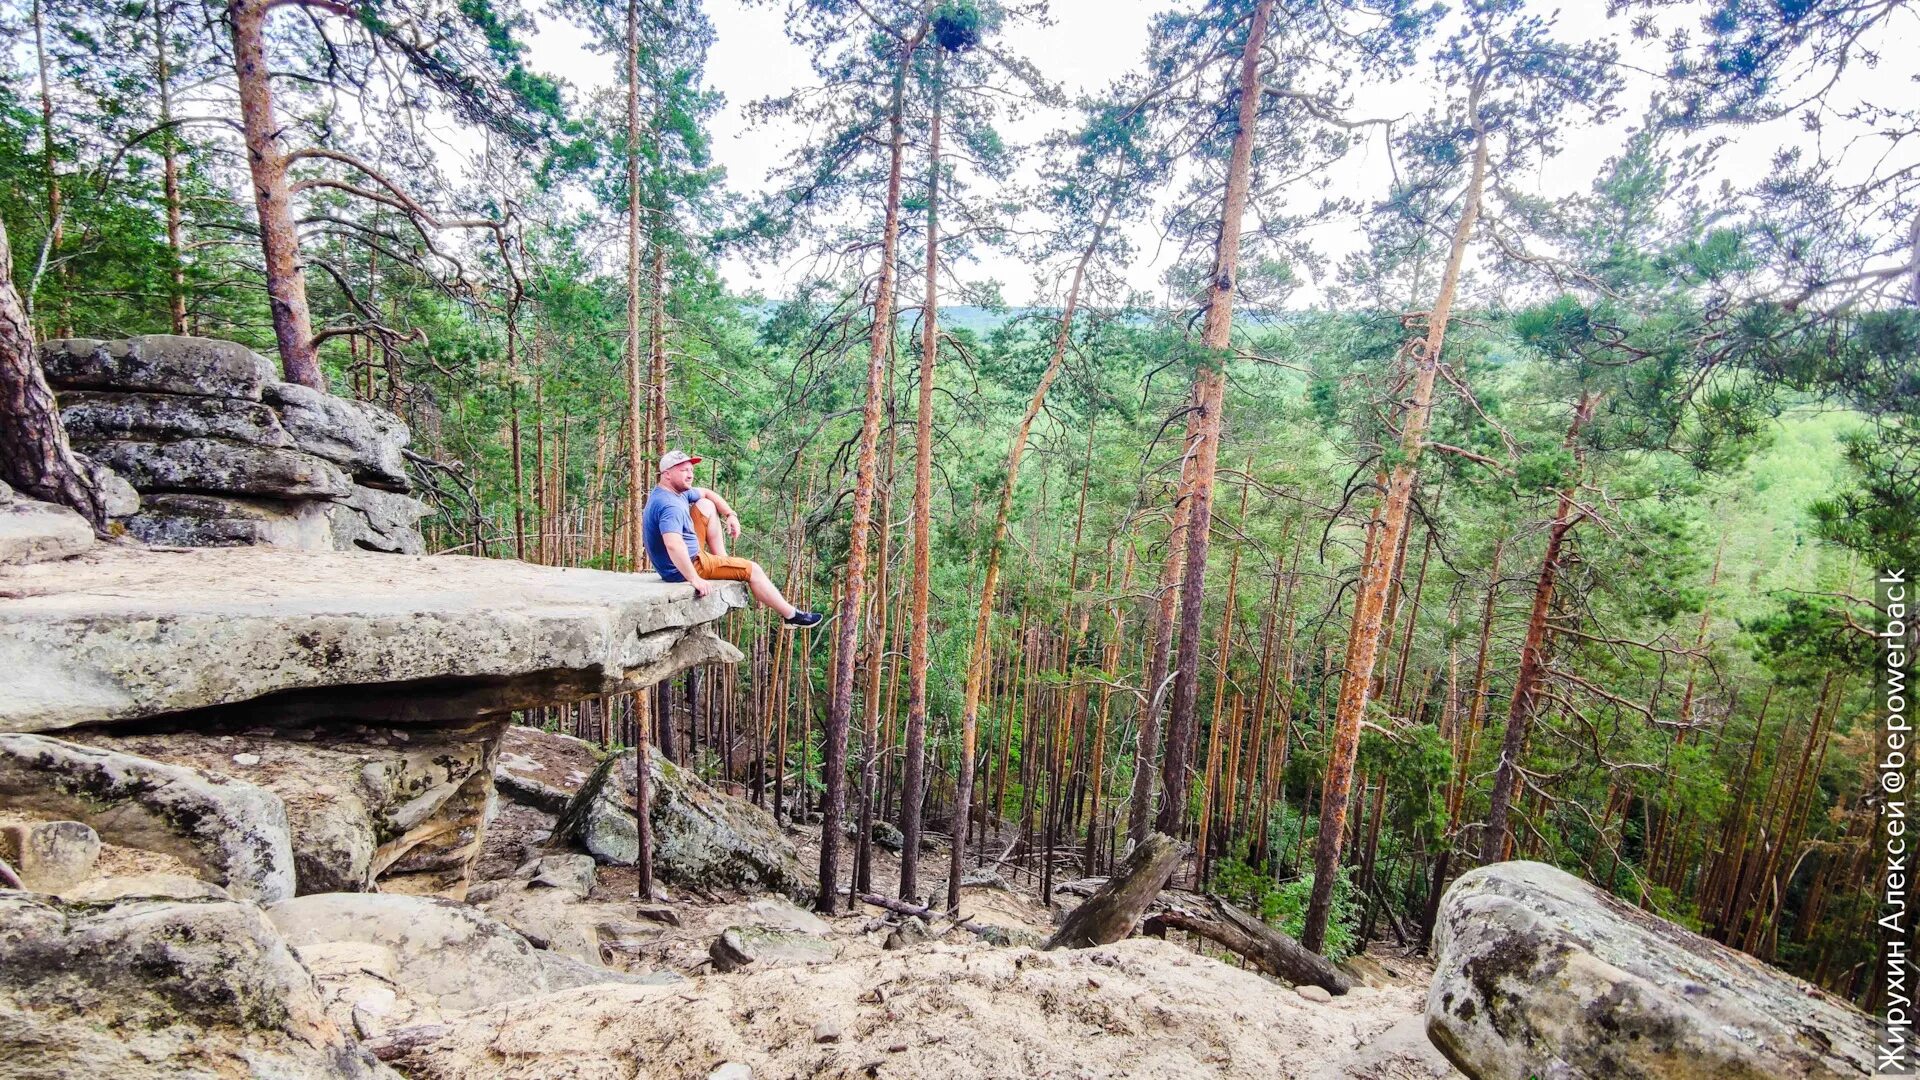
[643,449,822,628]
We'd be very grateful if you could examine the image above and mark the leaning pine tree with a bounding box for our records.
[1300,1,1622,953]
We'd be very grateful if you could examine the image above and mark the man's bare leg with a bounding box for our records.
[747,563,798,619]
[702,508,730,557]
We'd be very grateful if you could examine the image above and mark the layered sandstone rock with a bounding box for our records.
[551,740,808,897]
[1426,860,1876,1080]
[0,546,745,733]
[0,892,395,1079]
[42,334,422,552]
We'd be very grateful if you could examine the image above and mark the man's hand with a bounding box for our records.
[689,576,713,599]
[723,510,741,541]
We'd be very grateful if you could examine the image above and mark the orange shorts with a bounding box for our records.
[689,501,756,582]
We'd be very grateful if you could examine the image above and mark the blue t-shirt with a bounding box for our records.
[642,485,704,581]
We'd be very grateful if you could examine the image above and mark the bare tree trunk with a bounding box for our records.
[1481,392,1594,864]
[1156,0,1274,837]
[32,0,69,338]
[649,242,668,461]
[946,203,1109,912]
[1129,492,1188,847]
[1086,550,1135,872]
[230,0,321,388]
[155,1,188,335]
[624,0,646,572]
[1044,832,1182,948]
[856,362,898,894]
[820,37,918,914]
[1302,82,1488,955]
[1146,892,1352,993]
[508,297,528,562]
[900,58,941,902]
[0,215,106,528]
[1422,536,1502,946]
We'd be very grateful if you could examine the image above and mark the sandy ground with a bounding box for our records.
[386,934,1456,1080]
[405,805,1460,1080]
[444,729,1461,1079]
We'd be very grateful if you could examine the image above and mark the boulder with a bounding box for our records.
[39,335,276,400]
[495,723,602,812]
[125,492,334,551]
[0,488,93,566]
[0,819,100,891]
[0,892,393,1079]
[478,882,605,962]
[61,873,231,902]
[330,484,430,554]
[59,389,295,447]
[71,454,142,518]
[555,745,808,896]
[0,546,746,733]
[82,717,504,897]
[293,939,432,1042]
[77,436,352,499]
[526,852,597,897]
[264,381,410,490]
[470,874,671,969]
[1426,860,1877,1080]
[537,950,681,992]
[0,733,295,902]
[707,924,838,973]
[844,816,905,852]
[268,892,550,1013]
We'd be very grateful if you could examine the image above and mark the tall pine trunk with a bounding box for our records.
[1155,0,1274,837]
[945,203,1110,911]
[230,0,321,388]
[819,37,917,913]
[1301,82,1487,955]
[650,242,668,460]
[155,2,187,334]
[1480,391,1594,864]
[900,54,942,902]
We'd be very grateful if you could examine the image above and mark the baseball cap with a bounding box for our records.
[659,449,702,472]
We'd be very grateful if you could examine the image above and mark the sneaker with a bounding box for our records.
[782,610,823,629]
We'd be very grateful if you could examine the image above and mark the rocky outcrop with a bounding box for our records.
[1426,860,1876,1080]
[126,492,335,550]
[554,742,808,896]
[0,546,747,733]
[0,481,93,566]
[264,380,411,490]
[59,388,296,446]
[0,733,295,902]
[331,483,430,554]
[0,819,100,891]
[40,335,276,399]
[495,723,601,812]
[78,717,505,897]
[77,436,354,499]
[0,891,394,1079]
[269,892,553,1013]
[43,334,421,552]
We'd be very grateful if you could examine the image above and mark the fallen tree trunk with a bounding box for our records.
[1052,874,1353,994]
[1145,893,1352,995]
[364,1024,452,1062]
[1044,832,1182,949]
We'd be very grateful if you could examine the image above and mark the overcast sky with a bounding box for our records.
[521,1,1917,307]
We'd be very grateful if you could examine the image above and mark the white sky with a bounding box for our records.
[521,0,1919,307]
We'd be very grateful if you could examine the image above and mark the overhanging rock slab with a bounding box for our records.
[0,547,746,733]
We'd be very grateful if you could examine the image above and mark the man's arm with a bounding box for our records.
[697,488,742,540]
